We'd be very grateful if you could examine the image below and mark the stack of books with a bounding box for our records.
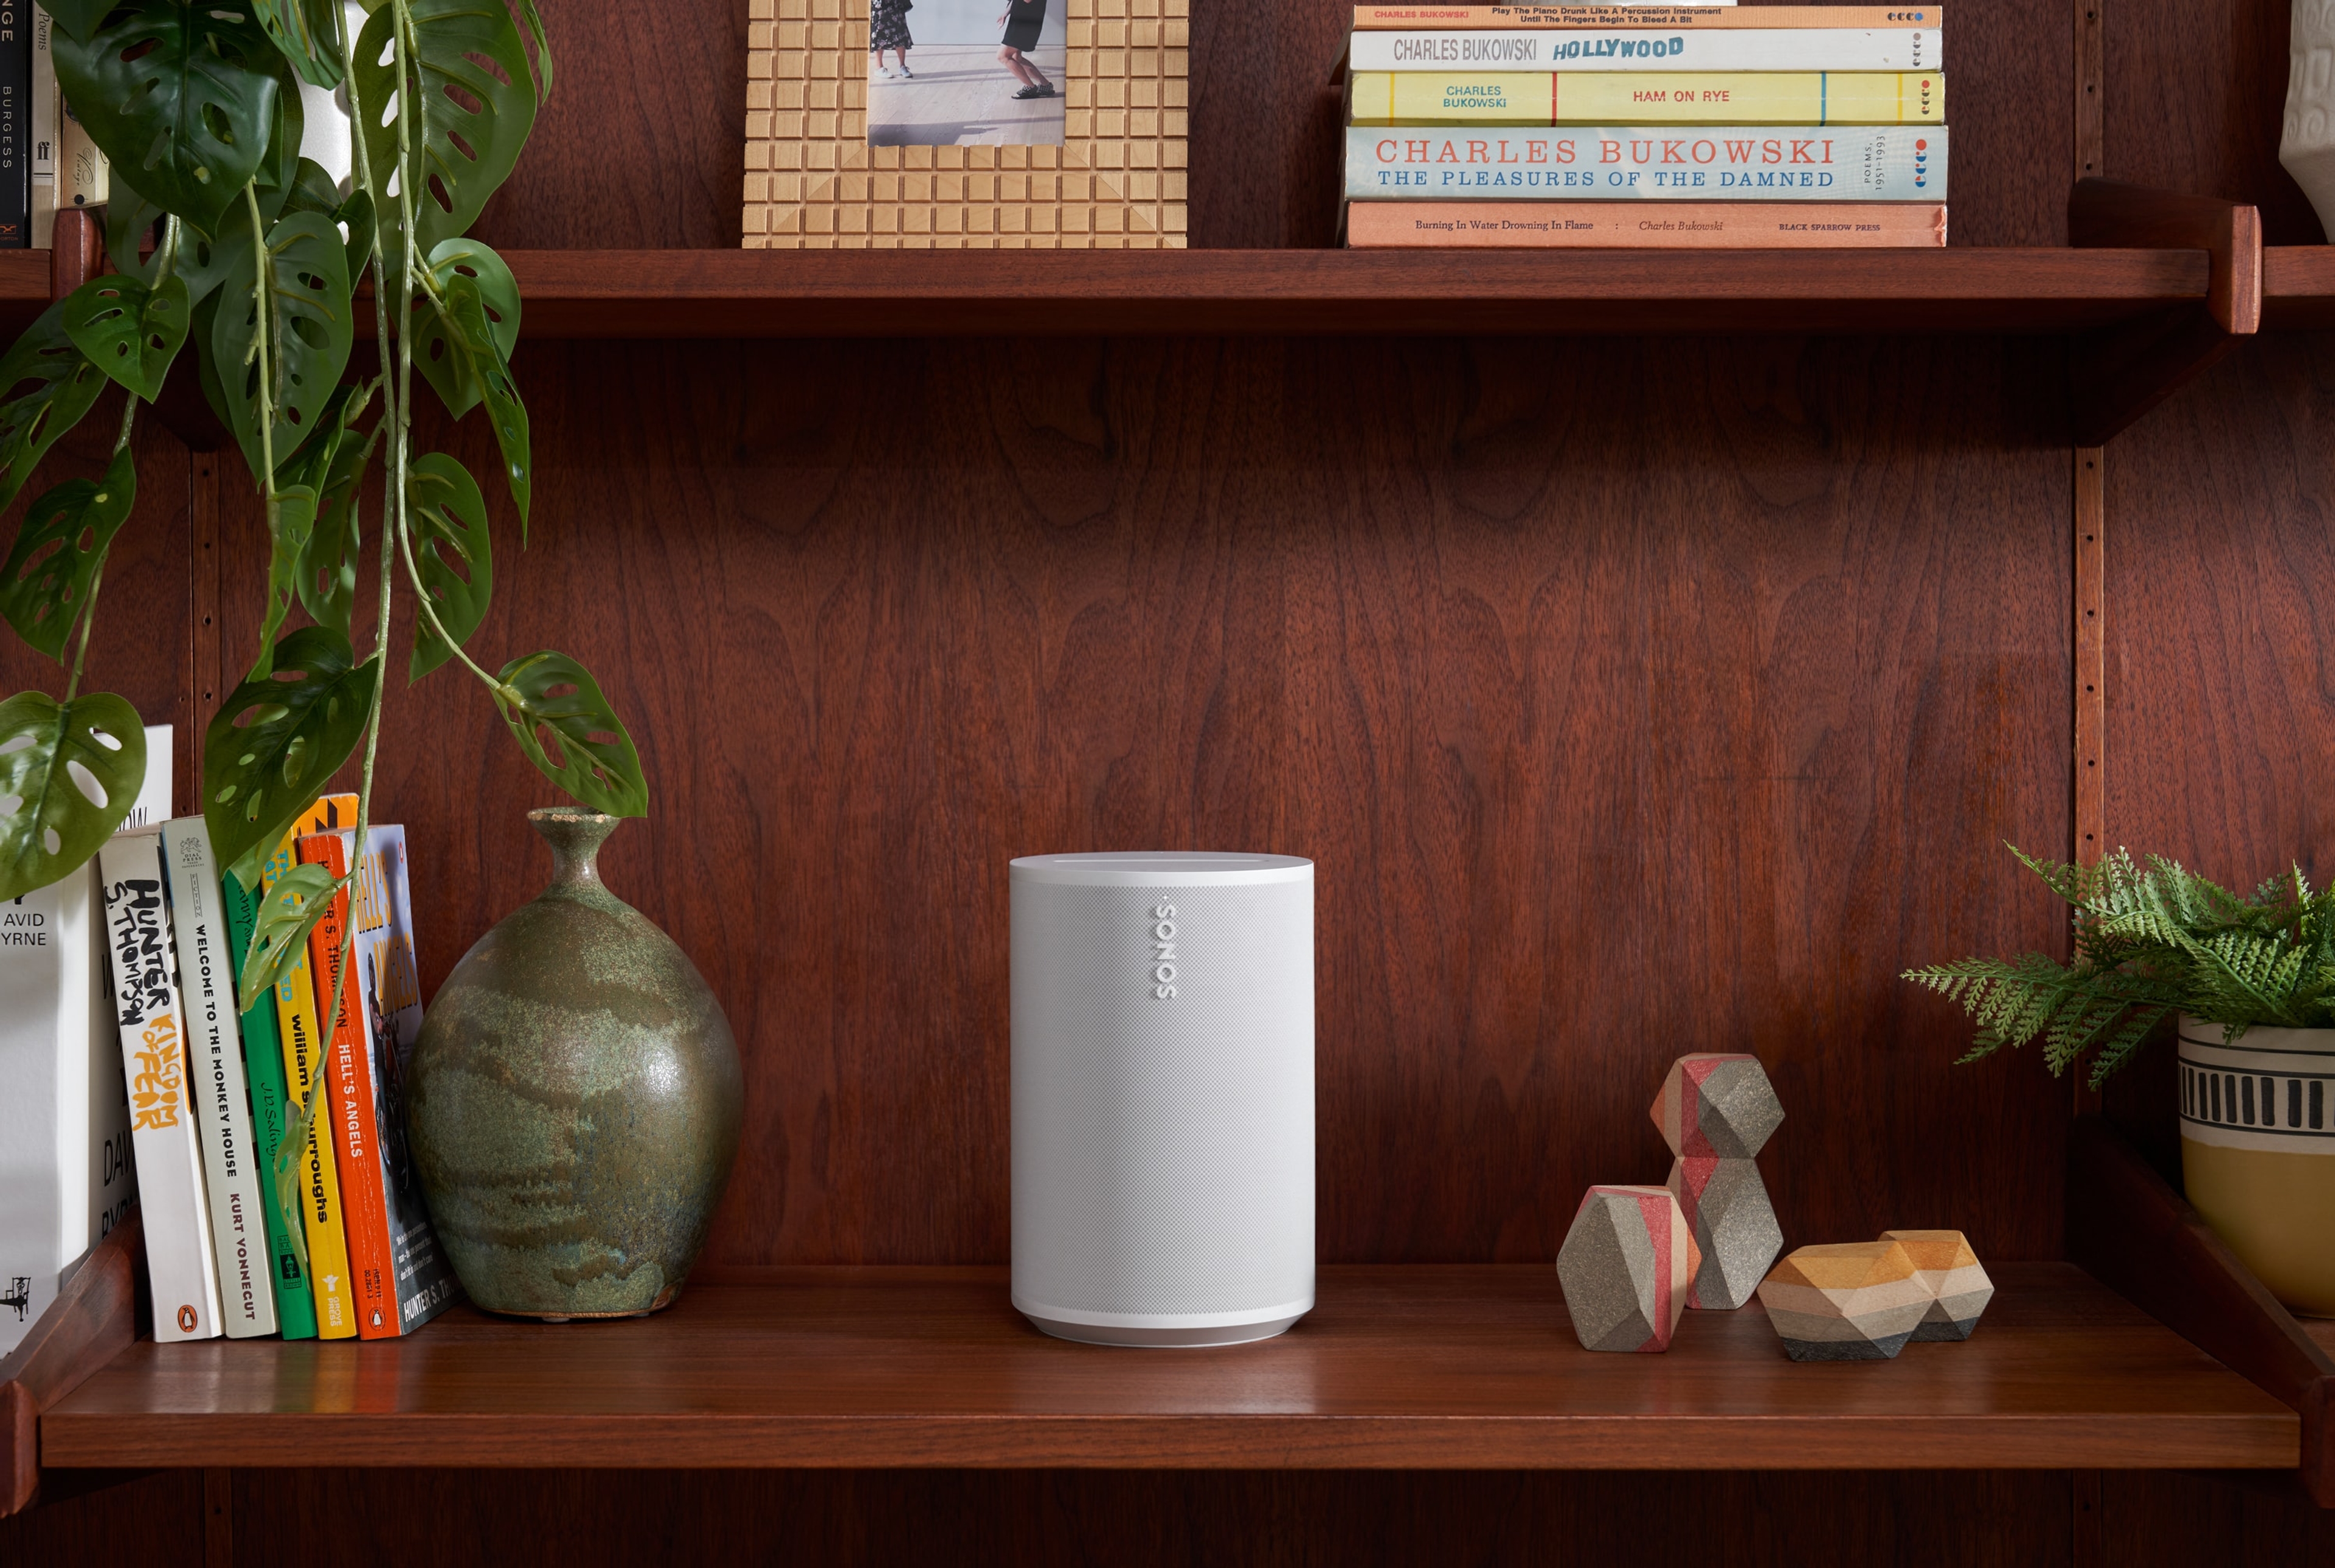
[2,8,109,250]
[0,750,458,1356]
[1339,5,1947,250]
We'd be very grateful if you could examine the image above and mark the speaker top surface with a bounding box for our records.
[1011,852,1313,888]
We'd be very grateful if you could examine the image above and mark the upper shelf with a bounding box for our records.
[503,247,2214,338]
[5,240,2335,339]
[39,1263,2295,1472]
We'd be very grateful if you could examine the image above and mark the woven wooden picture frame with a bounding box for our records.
[742,0,1188,248]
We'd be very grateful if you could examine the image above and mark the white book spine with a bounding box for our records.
[1345,125,1944,201]
[161,818,277,1338]
[99,831,221,1342]
[29,5,51,247]
[0,860,131,1358]
[1348,29,1940,73]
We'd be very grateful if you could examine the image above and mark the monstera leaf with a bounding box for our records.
[355,0,541,269]
[513,0,553,102]
[42,0,122,44]
[413,240,519,420]
[251,484,320,677]
[0,692,147,900]
[0,449,138,660]
[206,626,379,889]
[252,64,308,224]
[0,303,108,514]
[103,180,168,282]
[406,453,491,681]
[254,0,351,90]
[413,272,529,527]
[494,651,647,817]
[212,209,355,478]
[62,274,191,402]
[237,858,339,1010]
[52,4,283,236]
[279,157,378,288]
[296,409,372,638]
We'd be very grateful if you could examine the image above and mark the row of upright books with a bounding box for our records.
[0,740,456,1356]
[0,7,111,249]
[1339,4,1947,249]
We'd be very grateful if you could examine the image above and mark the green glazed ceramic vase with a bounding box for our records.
[406,809,743,1320]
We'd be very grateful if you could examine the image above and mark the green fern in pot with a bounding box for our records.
[1907,845,2335,1316]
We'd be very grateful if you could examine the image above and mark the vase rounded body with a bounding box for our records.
[2177,1016,2335,1318]
[2284,1,2335,240]
[406,810,743,1319]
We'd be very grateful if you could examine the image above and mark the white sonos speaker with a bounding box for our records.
[1010,852,1315,1347]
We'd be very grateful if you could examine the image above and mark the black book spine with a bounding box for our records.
[0,0,25,247]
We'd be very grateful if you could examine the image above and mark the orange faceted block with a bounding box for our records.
[1557,1185,1704,1353]
[1881,1229,1995,1341]
[1756,1241,1931,1361]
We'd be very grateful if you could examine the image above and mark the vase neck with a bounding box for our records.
[529,809,621,891]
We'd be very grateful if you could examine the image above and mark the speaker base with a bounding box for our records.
[1023,1313,1304,1348]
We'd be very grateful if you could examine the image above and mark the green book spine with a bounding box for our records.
[220,869,317,1339]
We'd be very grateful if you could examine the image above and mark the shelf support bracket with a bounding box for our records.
[2066,1117,2334,1508]
[2064,179,2261,445]
[0,1209,142,1518]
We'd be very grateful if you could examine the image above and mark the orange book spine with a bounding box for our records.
[1344,199,1945,247]
[300,831,395,1339]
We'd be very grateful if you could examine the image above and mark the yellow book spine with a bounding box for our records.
[265,794,361,1340]
[1351,72,1943,126]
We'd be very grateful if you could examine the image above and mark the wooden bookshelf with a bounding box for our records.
[12,0,2335,1558]
[35,1263,2295,1473]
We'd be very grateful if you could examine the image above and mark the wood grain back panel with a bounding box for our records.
[2105,0,2325,244]
[2099,333,2335,1139]
[216,334,2072,1266]
[468,0,2077,253]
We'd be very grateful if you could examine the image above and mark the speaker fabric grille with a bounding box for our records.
[1012,876,1313,1322]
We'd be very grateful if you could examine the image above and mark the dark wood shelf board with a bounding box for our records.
[2264,245,2335,328]
[40,1263,2292,1473]
[497,248,2210,339]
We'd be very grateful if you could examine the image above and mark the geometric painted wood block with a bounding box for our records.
[1667,1153,1784,1311]
[1880,1229,1995,1341]
[1652,1055,1784,1310]
[1651,1054,1785,1159]
[1755,1241,1931,1361]
[1557,1185,1703,1353]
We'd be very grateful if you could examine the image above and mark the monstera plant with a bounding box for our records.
[0,0,643,1242]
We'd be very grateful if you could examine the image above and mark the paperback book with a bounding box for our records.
[1347,71,1942,126]
[1344,199,1946,247]
[1345,125,1943,200]
[217,857,317,1338]
[99,829,221,1342]
[160,817,277,1338]
[263,793,361,1339]
[0,727,168,1356]
[1347,27,1939,74]
[300,827,456,1338]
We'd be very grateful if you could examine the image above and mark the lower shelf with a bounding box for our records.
[40,1263,2294,1472]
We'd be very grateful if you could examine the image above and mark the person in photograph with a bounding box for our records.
[996,0,1054,98]
[870,0,914,78]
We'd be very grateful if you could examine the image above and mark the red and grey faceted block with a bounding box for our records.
[1651,1054,1785,1311]
[1557,1184,1704,1353]
[1652,1052,1785,1160]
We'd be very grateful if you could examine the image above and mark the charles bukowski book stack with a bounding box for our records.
[1340,5,1946,249]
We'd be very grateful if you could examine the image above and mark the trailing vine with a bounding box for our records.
[0,0,645,1256]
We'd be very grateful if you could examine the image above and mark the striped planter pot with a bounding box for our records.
[2178,1017,2335,1317]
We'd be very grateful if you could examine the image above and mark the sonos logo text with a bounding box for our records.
[1150,903,1178,998]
